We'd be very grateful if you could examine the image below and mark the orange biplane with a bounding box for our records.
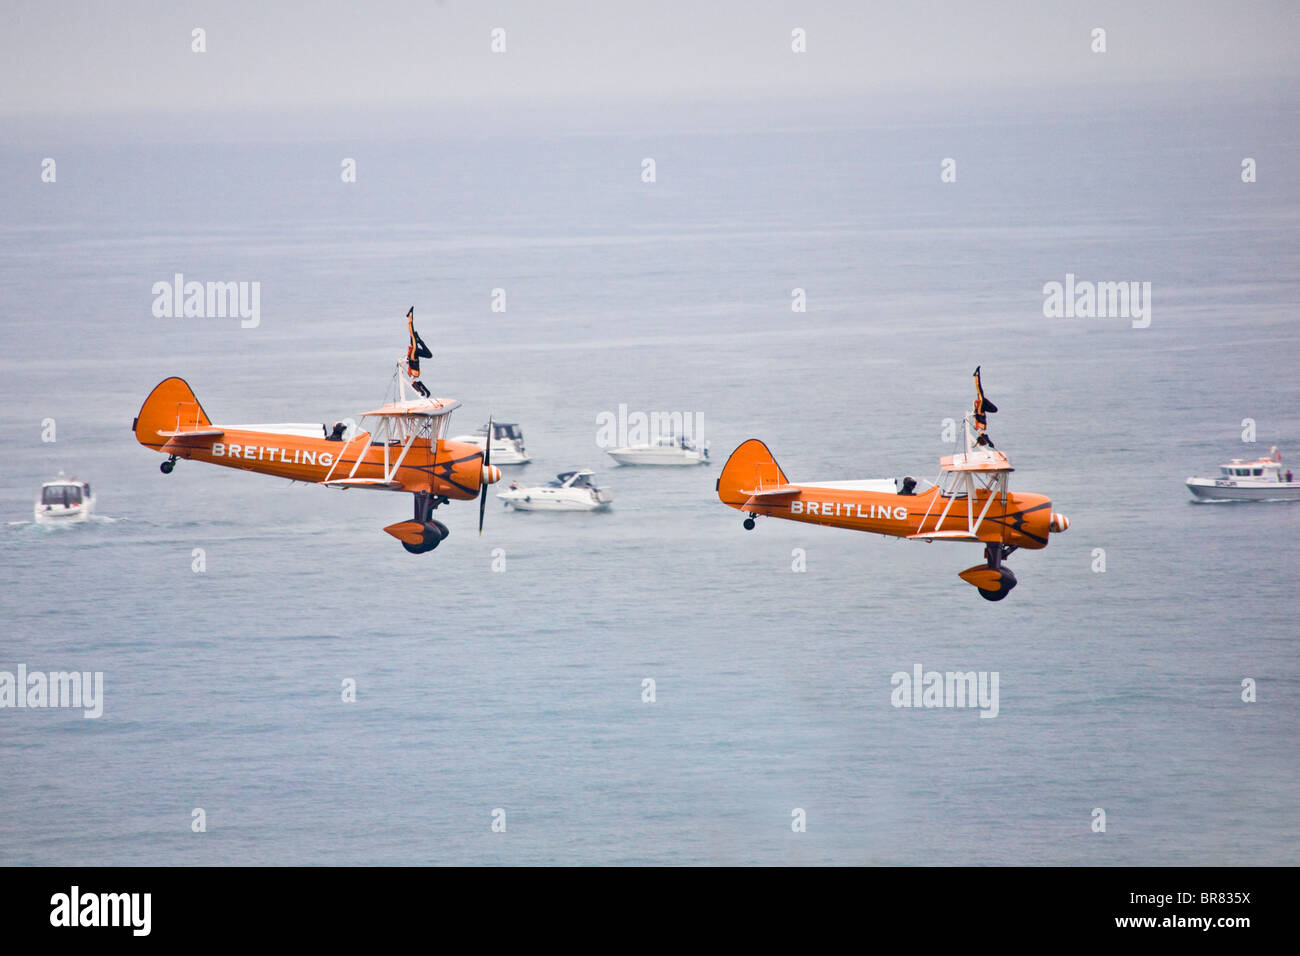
[717,369,1068,600]
[132,326,502,554]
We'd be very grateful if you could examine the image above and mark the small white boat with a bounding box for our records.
[606,435,710,466]
[34,472,96,523]
[498,470,612,511]
[451,422,531,465]
[1187,447,1299,501]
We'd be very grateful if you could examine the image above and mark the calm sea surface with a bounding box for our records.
[1,95,1298,864]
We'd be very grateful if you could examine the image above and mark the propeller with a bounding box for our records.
[479,415,493,535]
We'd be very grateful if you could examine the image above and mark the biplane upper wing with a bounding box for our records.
[940,452,1013,473]
[358,398,462,418]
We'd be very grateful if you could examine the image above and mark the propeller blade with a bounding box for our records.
[478,416,493,535]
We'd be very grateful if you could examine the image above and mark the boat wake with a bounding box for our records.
[8,514,121,531]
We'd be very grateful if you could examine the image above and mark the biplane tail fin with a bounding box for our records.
[716,439,791,507]
[132,376,213,450]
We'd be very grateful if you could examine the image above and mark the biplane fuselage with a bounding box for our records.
[724,478,1055,551]
[718,401,1069,601]
[138,424,487,501]
[133,376,501,553]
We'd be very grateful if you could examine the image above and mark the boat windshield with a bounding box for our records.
[42,485,82,505]
[936,472,967,498]
[655,435,694,449]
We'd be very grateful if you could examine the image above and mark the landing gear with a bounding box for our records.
[160,455,178,474]
[743,515,756,530]
[391,491,451,553]
[977,567,1017,601]
[976,543,1018,602]
[401,519,449,554]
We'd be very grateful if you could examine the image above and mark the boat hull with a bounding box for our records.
[1186,478,1300,501]
[606,450,707,466]
[33,504,94,523]
[498,496,610,512]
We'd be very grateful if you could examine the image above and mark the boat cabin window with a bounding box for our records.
[1253,468,1263,476]
[42,486,81,505]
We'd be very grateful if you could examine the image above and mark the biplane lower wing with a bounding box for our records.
[156,428,225,438]
[906,530,982,542]
[322,478,404,490]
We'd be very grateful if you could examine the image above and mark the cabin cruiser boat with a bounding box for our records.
[606,434,710,466]
[498,470,612,511]
[34,472,95,523]
[1186,447,1299,501]
[451,421,530,465]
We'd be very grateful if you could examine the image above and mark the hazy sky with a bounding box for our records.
[3,0,1298,118]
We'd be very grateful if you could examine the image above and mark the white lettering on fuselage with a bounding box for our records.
[790,500,907,520]
[211,442,333,468]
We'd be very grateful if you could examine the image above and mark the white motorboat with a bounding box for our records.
[498,470,612,511]
[451,421,531,465]
[606,434,710,466]
[34,472,96,524]
[1186,447,1300,501]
